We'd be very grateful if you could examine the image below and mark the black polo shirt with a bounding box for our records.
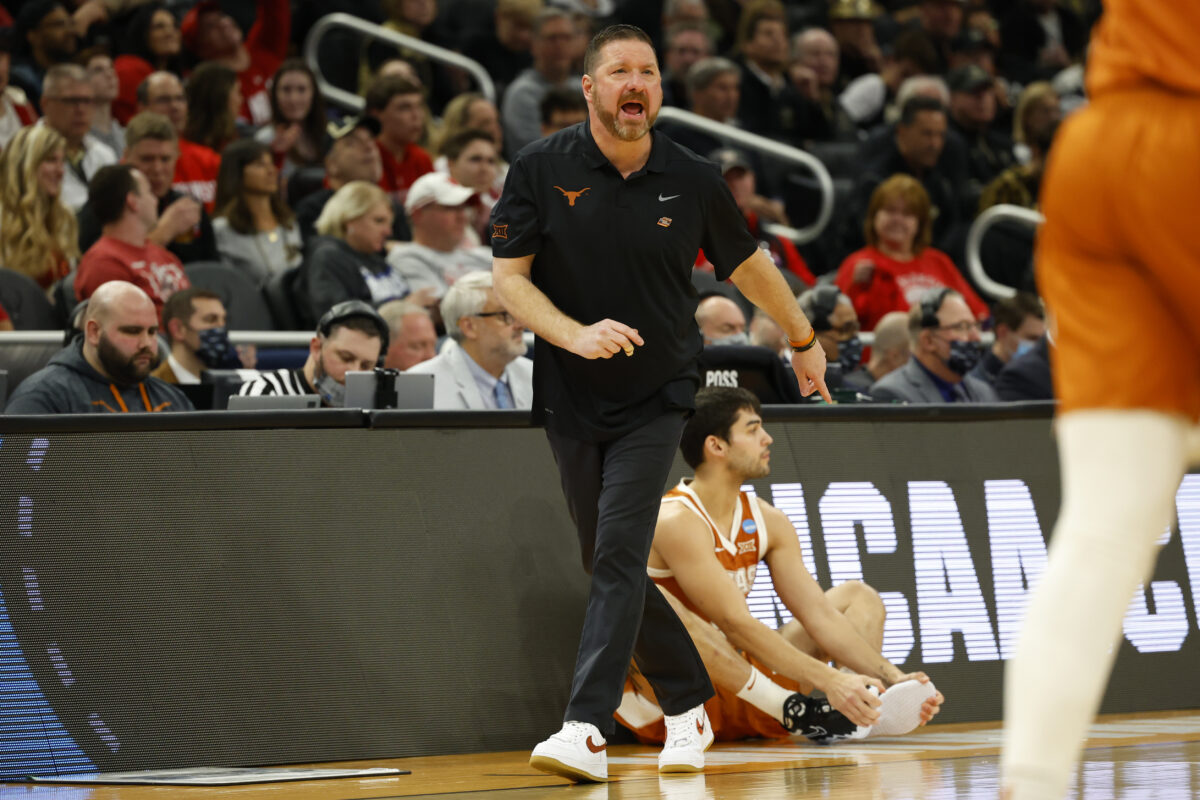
[491,121,758,441]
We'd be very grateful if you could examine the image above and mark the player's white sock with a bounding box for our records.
[1002,411,1188,800]
[735,666,794,724]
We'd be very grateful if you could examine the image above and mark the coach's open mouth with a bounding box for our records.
[619,101,645,120]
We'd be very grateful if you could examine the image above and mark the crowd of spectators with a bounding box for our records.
[0,0,1098,414]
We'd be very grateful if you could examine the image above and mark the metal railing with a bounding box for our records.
[965,203,1044,301]
[303,12,496,112]
[301,17,831,244]
[655,107,835,245]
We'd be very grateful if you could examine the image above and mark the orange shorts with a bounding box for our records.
[614,654,800,743]
[1036,88,1200,420]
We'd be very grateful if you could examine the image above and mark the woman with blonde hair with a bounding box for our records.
[298,181,431,325]
[980,81,1062,211]
[0,124,79,292]
[835,174,987,330]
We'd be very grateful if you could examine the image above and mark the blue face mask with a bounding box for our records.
[195,327,241,369]
[1014,339,1036,359]
[946,339,985,375]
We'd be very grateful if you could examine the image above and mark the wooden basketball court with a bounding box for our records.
[6,710,1200,799]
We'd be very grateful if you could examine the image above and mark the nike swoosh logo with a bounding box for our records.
[696,718,706,736]
[658,193,680,201]
[586,736,607,753]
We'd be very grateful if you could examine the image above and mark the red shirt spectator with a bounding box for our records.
[0,298,12,330]
[75,164,191,322]
[76,236,190,321]
[113,56,153,125]
[173,138,222,212]
[377,140,434,206]
[180,0,290,127]
[365,75,433,206]
[836,245,989,331]
[838,173,989,330]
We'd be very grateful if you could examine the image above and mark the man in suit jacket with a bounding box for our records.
[995,334,1053,402]
[408,270,532,410]
[869,288,998,403]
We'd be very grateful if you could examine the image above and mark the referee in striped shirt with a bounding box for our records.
[237,301,388,406]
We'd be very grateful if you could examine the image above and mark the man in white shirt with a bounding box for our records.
[407,270,532,410]
[387,171,491,298]
[39,63,117,210]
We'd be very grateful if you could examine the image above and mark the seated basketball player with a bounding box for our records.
[616,387,944,744]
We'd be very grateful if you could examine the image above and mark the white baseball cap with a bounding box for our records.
[405,172,475,214]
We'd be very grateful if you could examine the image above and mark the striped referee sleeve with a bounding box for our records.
[236,369,305,396]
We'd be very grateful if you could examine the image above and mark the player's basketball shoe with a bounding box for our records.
[782,693,871,743]
[659,704,714,773]
[529,721,608,782]
[866,679,939,737]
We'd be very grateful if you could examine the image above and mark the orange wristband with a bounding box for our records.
[788,329,817,352]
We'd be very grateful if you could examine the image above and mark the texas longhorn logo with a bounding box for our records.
[554,185,591,207]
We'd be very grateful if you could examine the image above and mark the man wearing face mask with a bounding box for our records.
[967,291,1043,391]
[696,295,748,347]
[868,287,997,404]
[798,285,867,392]
[151,288,241,384]
[235,301,386,407]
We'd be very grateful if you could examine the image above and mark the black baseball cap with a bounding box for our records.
[947,64,993,94]
[327,115,382,141]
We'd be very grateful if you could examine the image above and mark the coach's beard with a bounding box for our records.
[596,94,656,142]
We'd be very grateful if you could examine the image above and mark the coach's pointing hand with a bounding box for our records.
[791,341,833,403]
[572,319,644,359]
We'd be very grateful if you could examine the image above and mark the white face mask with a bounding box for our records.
[1014,339,1036,359]
[312,350,346,407]
[709,332,750,347]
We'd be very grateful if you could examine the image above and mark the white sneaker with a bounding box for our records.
[865,679,939,737]
[659,704,714,773]
[529,721,608,783]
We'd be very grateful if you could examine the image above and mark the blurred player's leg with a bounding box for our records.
[1002,84,1200,797]
[1001,411,1188,799]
